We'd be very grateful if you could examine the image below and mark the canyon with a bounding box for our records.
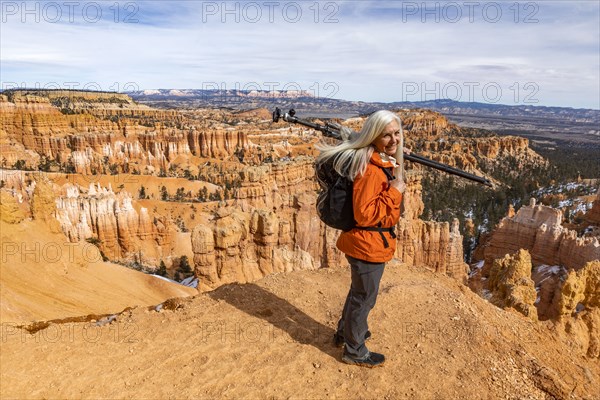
[3,90,532,286]
[2,90,595,288]
[1,89,599,398]
[2,90,592,288]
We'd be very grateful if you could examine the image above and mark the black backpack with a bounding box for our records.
[315,158,397,247]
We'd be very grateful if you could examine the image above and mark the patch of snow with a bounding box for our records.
[537,265,562,275]
[565,182,582,191]
[96,314,117,326]
[151,274,197,288]
[535,264,567,287]
[558,199,573,208]
[468,261,484,277]
[478,219,489,233]
[574,201,593,214]
[151,274,178,284]
[533,181,592,199]
[180,276,199,288]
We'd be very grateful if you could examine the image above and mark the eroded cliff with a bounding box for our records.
[478,198,599,271]
[480,249,600,358]
[2,90,559,291]
[0,91,248,175]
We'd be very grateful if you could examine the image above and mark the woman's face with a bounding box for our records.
[373,120,401,156]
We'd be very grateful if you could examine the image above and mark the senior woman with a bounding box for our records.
[316,110,406,367]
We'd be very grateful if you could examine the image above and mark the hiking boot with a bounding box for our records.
[342,351,385,368]
[333,330,371,348]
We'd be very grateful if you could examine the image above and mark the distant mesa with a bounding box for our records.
[127,88,315,99]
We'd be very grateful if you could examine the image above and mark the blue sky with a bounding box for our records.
[1,0,599,109]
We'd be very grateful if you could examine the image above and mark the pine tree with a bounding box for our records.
[175,187,186,201]
[157,260,167,277]
[160,186,169,201]
[177,255,193,280]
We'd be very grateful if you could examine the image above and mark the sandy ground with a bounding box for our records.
[0,219,197,324]
[2,264,598,399]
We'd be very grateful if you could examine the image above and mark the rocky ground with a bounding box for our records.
[2,264,598,399]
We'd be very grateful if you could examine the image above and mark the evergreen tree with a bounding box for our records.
[157,260,167,277]
[175,187,186,201]
[160,186,169,201]
[177,255,193,280]
[197,187,206,202]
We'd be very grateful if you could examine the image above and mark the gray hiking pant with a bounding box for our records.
[336,255,385,358]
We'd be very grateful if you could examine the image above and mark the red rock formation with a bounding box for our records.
[0,91,249,174]
[585,188,600,225]
[486,249,538,320]
[0,191,26,224]
[191,206,319,290]
[557,260,600,358]
[191,167,468,289]
[396,172,467,278]
[480,199,600,271]
[480,249,599,358]
[401,109,450,136]
[54,182,175,265]
[189,158,325,289]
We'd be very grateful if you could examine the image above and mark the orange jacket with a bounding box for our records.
[336,152,403,263]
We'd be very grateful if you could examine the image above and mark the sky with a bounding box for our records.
[1,0,599,109]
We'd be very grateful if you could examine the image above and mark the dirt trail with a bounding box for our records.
[1,264,598,399]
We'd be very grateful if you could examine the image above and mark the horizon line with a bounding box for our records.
[1,87,599,111]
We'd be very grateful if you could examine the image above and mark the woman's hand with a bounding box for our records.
[390,177,406,193]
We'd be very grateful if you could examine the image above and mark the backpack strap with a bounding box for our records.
[381,167,395,182]
[356,225,396,248]
[353,164,398,248]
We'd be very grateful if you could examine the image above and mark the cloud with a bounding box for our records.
[1,0,598,108]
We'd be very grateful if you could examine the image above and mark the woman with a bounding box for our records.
[316,110,406,367]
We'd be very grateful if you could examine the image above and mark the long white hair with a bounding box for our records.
[315,110,404,181]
